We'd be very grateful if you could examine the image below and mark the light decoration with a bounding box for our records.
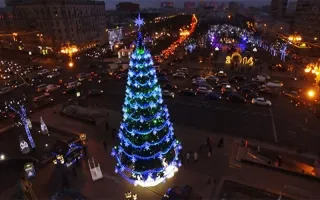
[40,117,49,135]
[52,142,83,167]
[61,43,78,68]
[112,14,182,188]
[280,45,287,62]
[305,62,320,87]
[160,14,197,59]
[5,101,35,149]
[225,52,254,66]
[20,135,30,154]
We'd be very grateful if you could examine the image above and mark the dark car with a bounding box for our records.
[179,88,197,96]
[228,78,238,84]
[206,92,222,100]
[162,83,177,91]
[158,76,169,82]
[88,89,104,96]
[168,62,175,66]
[239,88,253,95]
[116,73,127,80]
[227,93,246,103]
[98,76,108,83]
[62,87,77,95]
[161,69,173,76]
[246,92,259,100]
[233,75,246,82]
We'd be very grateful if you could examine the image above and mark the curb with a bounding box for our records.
[241,159,320,183]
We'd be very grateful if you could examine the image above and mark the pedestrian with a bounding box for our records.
[103,140,107,151]
[194,152,198,162]
[206,137,211,148]
[72,167,77,177]
[186,152,191,163]
[257,146,260,152]
[76,157,80,166]
[111,129,116,140]
[208,146,212,158]
[218,137,224,148]
[105,122,109,131]
[207,175,212,184]
[83,146,87,156]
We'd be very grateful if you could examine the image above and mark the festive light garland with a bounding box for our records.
[112,15,182,188]
[6,103,35,148]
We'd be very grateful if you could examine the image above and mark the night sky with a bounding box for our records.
[0,0,295,10]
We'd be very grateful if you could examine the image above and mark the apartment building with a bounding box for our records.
[294,0,320,41]
[4,0,107,52]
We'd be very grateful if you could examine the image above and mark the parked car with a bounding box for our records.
[162,83,177,91]
[88,89,104,96]
[197,86,212,94]
[158,76,169,82]
[179,88,197,96]
[62,87,76,95]
[162,90,175,98]
[36,84,48,92]
[252,97,272,106]
[45,84,60,92]
[233,75,246,82]
[206,76,219,82]
[65,81,81,89]
[37,69,50,76]
[265,80,283,88]
[0,87,11,94]
[227,93,246,103]
[215,71,227,78]
[47,72,60,78]
[205,92,222,100]
[173,72,186,79]
[53,66,63,72]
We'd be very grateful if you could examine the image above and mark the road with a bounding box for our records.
[0,45,320,156]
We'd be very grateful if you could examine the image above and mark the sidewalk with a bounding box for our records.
[5,104,320,199]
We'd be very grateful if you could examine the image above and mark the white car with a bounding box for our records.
[47,72,60,78]
[206,76,219,82]
[257,74,270,80]
[178,68,188,74]
[197,86,212,94]
[266,80,283,88]
[173,72,186,78]
[38,69,50,76]
[252,77,266,83]
[0,87,11,94]
[252,97,272,106]
[65,81,81,88]
[45,84,60,92]
[162,90,175,98]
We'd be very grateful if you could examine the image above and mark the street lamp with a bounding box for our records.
[307,89,316,98]
[61,43,78,68]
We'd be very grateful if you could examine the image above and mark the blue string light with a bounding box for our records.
[8,104,36,148]
[112,16,182,186]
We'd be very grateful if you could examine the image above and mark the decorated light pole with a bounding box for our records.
[61,43,78,68]
[5,101,35,149]
[305,62,320,88]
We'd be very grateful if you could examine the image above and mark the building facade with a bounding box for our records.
[4,0,107,53]
[116,2,139,13]
[294,0,320,41]
[270,0,288,19]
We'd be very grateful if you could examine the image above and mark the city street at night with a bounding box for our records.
[0,4,320,200]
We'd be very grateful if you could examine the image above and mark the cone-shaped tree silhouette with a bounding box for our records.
[111,15,182,187]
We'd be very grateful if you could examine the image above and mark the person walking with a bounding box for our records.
[186,152,191,164]
[194,152,198,162]
[105,122,109,131]
[103,141,107,151]
[208,146,212,158]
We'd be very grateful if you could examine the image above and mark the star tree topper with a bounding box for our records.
[134,14,145,30]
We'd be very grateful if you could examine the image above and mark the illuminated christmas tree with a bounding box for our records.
[111,14,182,187]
